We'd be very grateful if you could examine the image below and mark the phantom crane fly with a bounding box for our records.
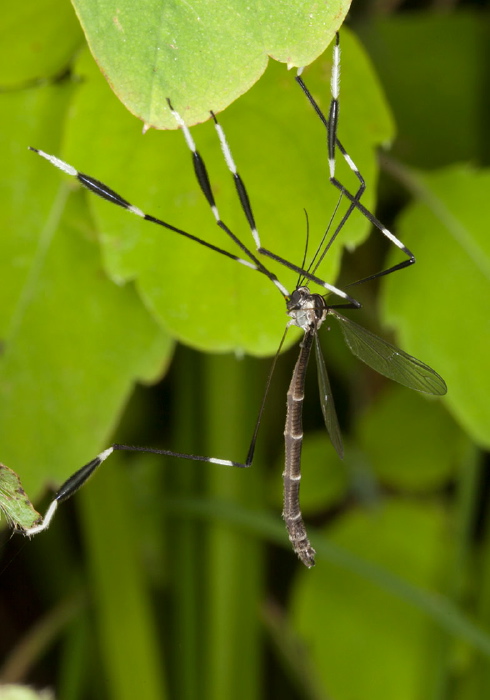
[23,33,446,567]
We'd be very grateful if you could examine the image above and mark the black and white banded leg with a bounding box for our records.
[28,148,287,299]
[296,32,415,283]
[166,99,357,304]
[29,136,357,308]
[23,444,248,536]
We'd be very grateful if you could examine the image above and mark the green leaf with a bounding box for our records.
[0,464,41,531]
[0,0,83,87]
[0,82,75,336]
[71,0,352,127]
[381,165,490,449]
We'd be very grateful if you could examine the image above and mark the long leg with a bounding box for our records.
[30,145,359,308]
[29,148,288,298]
[296,33,416,284]
[22,444,250,536]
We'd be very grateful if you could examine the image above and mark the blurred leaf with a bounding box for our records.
[0,464,41,531]
[71,0,352,127]
[382,164,490,449]
[291,500,449,700]
[271,432,349,514]
[0,1,82,87]
[358,386,466,492]
[358,12,483,167]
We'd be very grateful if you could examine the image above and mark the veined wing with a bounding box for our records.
[314,334,344,459]
[331,310,447,396]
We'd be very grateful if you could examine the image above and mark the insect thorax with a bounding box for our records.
[287,286,327,332]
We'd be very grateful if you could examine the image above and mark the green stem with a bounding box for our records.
[431,442,483,700]
[203,353,265,700]
[167,348,206,699]
[78,453,167,700]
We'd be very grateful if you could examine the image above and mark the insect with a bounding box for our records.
[23,33,446,566]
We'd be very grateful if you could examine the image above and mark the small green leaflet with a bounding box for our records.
[0,464,42,532]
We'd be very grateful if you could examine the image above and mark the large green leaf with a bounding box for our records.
[381,165,490,449]
[71,0,352,127]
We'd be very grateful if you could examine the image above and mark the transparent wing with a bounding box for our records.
[314,334,344,459]
[331,310,447,396]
